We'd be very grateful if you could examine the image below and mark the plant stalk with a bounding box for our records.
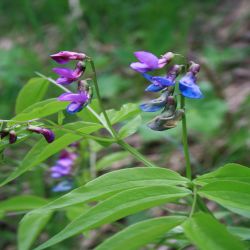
[180,95,192,180]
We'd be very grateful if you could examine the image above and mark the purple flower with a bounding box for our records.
[50,146,78,179]
[58,90,90,114]
[144,65,182,92]
[28,126,55,143]
[50,51,86,64]
[130,51,174,73]
[53,61,85,85]
[9,130,17,144]
[179,62,203,99]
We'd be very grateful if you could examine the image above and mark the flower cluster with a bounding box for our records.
[0,125,55,145]
[130,51,203,131]
[50,51,92,114]
[50,142,79,192]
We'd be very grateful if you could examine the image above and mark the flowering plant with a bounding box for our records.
[0,50,249,250]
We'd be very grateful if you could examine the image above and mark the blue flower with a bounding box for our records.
[140,91,169,112]
[52,180,73,192]
[143,65,182,92]
[179,72,203,99]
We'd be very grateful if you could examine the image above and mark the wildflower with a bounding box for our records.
[140,91,170,112]
[50,51,86,64]
[53,61,85,85]
[58,81,92,114]
[9,130,17,144]
[144,65,182,92]
[52,180,73,192]
[130,51,174,73]
[27,126,55,143]
[50,145,78,179]
[179,62,203,99]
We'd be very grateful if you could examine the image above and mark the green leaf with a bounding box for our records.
[13,98,67,121]
[195,163,250,186]
[31,167,189,212]
[35,185,191,249]
[0,195,48,214]
[95,216,186,250]
[228,226,250,241]
[118,115,142,139]
[198,181,250,216]
[15,77,49,114]
[96,151,130,170]
[105,103,140,125]
[0,122,102,187]
[18,211,52,250]
[182,213,246,250]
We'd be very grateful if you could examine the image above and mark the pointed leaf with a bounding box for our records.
[15,78,49,114]
[195,163,250,186]
[35,185,191,249]
[183,213,246,250]
[95,216,186,250]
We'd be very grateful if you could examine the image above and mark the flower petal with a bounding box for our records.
[140,103,165,112]
[53,68,74,78]
[58,92,88,103]
[152,76,175,86]
[66,102,84,114]
[134,51,158,69]
[56,77,75,85]
[145,84,165,92]
[179,83,203,99]
[130,62,150,73]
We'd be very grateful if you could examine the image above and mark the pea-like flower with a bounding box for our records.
[58,90,90,114]
[53,61,85,85]
[50,51,86,64]
[130,51,174,73]
[27,126,55,143]
[140,91,170,112]
[179,62,203,99]
[144,65,182,92]
[50,146,78,179]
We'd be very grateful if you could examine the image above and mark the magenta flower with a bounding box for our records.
[130,51,174,73]
[58,90,90,114]
[27,126,55,143]
[50,51,86,64]
[53,61,85,85]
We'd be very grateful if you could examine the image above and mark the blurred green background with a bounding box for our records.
[0,0,249,249]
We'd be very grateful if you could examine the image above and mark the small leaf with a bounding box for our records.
[118,115,142,139]
[34,185,191,249]
[195,163,250,186]
[13,98,67,121]
[96,151,130,170]
[15,78,49,114]
[18,211,52,250]
[182,213,246,250]
[198,181,250,216]
[105,103,140,125]
[95,216,186,250]
[0,195,48,214]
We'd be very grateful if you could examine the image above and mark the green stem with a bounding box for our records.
[117,140,157,168]
[189,186,197,217]
[180,95,192,180]
[88,59,118,139]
